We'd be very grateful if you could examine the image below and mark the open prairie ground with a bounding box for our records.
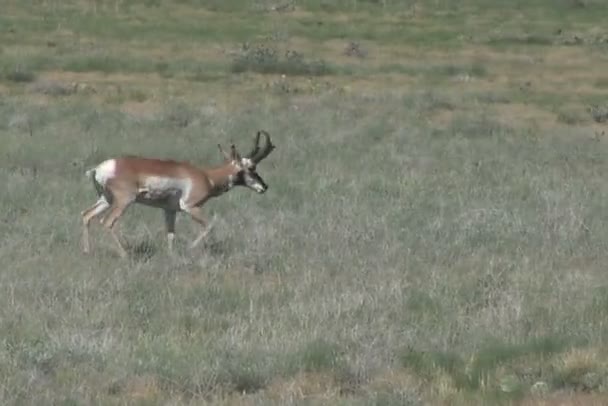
[2,0,608,404]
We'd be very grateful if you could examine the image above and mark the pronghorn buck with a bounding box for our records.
[81,131,276,258]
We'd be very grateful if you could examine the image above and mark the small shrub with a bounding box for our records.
[162,102,196,128]
[231,44,333,76]
[473,337,566,389]
[550,348,606,392]
[588,105,608,123]
[218,361,268,394]
[63,55,120,73]
[556,109,586,125]
[288,338,343,373]
[400,348,467,387]
[403,91,455,112]
[155,61,172,78]
[27,80,75,96]
[486,34,553,47]
[128,89,148,103]
[4,66,36,83]
[216,354,269,393]
[344,41,368,58]
[401,337,567,391]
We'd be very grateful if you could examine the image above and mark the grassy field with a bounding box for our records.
[2,0,608,404]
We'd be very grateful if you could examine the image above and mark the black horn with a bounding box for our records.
[247,130,275,163]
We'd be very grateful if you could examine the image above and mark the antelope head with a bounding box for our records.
[218,131,276,194]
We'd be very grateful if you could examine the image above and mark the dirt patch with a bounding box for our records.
[125,375,160,400]
[266,372,340,401]
[494,103,558,129]
[431,109,457,128]
[121,100,162,120]
[520,393,608,406]
[363,368,421,393]
[111,39,226,62]
[543,47,597,69]
[41,70,157,85]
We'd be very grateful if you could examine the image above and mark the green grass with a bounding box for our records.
[2,1,608,405]
[2,91,608,404]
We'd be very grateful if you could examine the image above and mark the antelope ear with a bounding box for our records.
[230,144,242,161]
[218,144,231,161]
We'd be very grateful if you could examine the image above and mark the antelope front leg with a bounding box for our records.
[163,209,177,254]
[184,206,215,249]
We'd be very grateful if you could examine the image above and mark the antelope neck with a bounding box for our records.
[205,164,236,194]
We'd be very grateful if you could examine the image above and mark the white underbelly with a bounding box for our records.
[143,176,187,191]
[135,176,190,211]
[136,192,182,210]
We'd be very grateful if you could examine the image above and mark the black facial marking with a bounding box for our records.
[234,171,246,186]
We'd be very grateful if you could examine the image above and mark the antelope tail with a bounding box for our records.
[85,168,104,197]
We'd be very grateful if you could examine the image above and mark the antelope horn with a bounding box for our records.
[248,130,275,163]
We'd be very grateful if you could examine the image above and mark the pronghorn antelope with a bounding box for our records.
[81,131,276,258]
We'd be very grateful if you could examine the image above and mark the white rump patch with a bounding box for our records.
[94,159,116,186]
